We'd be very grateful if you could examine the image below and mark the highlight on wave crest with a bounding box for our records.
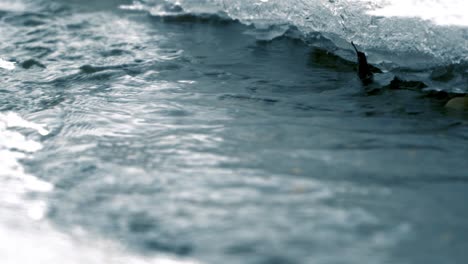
[129,0,467,64]
[365,0,468,27]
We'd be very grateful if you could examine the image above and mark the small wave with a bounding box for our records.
[119,1,467,92]
[128,0,467,66]
[20,59,46,69]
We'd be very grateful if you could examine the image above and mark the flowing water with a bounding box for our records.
[1,0,468,263]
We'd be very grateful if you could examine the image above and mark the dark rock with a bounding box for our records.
[383,77,427,91]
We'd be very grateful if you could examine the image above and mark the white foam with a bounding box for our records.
[0,112,52,192]
[366,0,468,27]
[0,206,202,264]
[0,59,15,70]
[0,111,201,264]
[2,112,50,136]
[0,112,53,222]
[0,220,200,264]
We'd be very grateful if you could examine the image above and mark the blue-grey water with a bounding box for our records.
[1,0,468,263]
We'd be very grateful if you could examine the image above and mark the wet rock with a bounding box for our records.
[383,77,427,91]
[421,90,452,100]
[351,42,375,85]
[445,97,468,110]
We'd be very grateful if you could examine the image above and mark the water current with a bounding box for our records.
[1,0,467,263]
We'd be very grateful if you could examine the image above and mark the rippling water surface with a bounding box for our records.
[1,0,468,263]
